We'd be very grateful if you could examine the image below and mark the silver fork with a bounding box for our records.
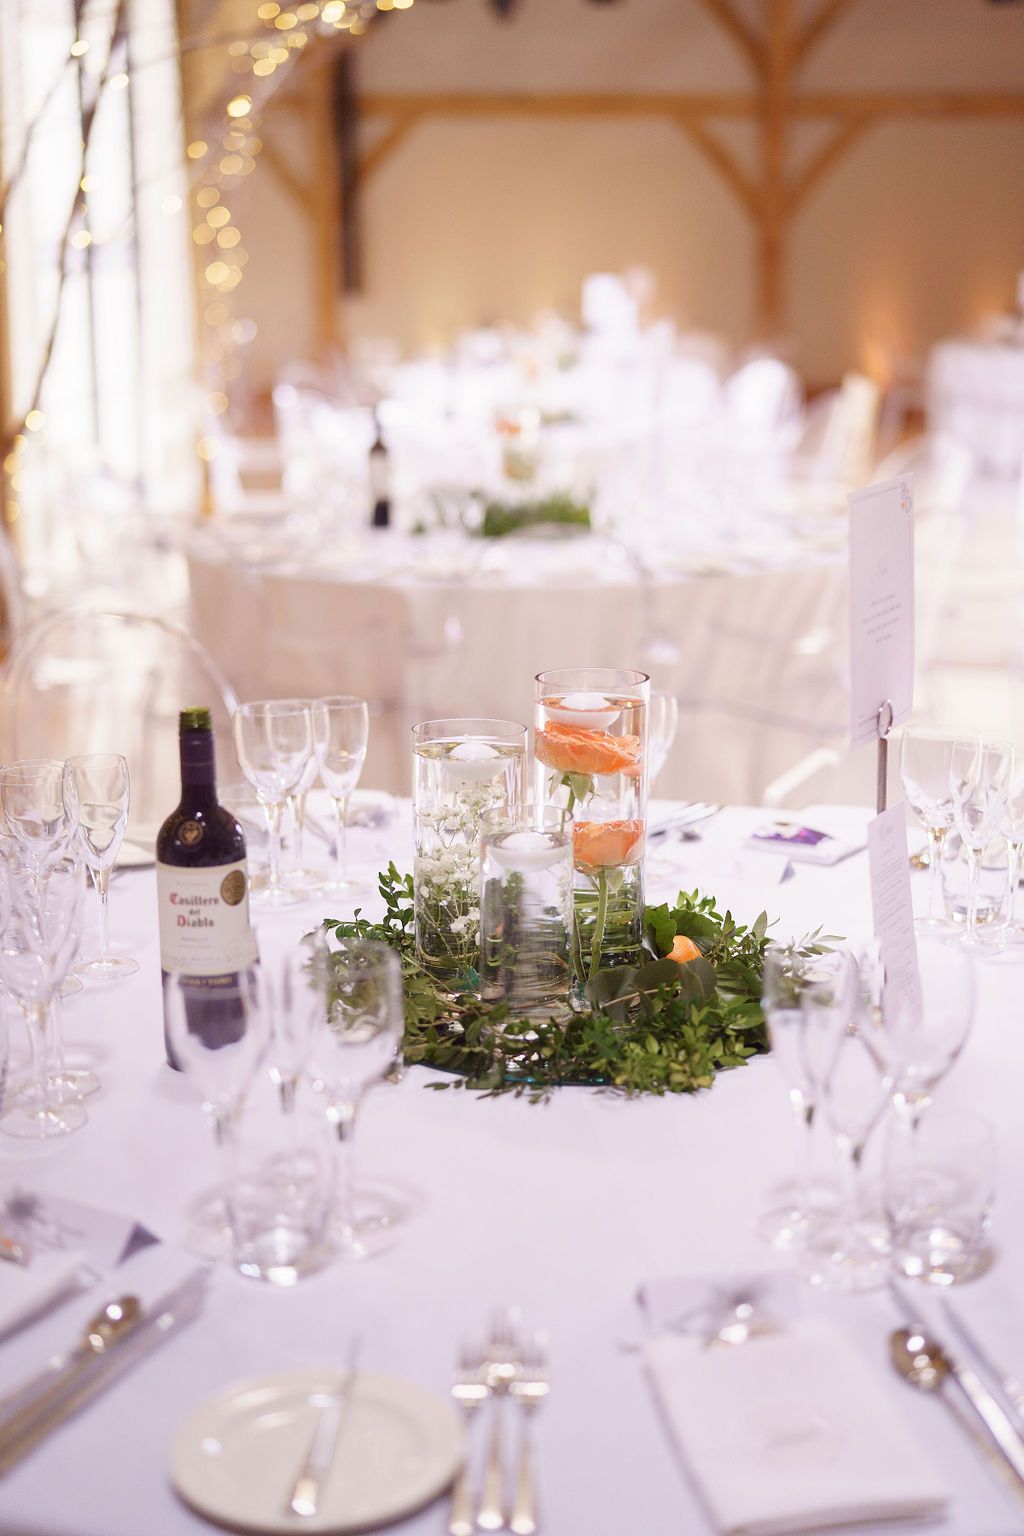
[477,1311,521,1532]
[449,1343,488,1536]
[508,1338,549,1536]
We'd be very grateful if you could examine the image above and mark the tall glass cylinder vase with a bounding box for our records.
[480,806,574,1021]
[534,668,649,982]
[412,719,526,989]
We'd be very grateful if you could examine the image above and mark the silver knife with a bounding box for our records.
[647,804,720,842]
[0,1266,212,1477]
[288,1337,362,1518]
[941,1298,1024,1433]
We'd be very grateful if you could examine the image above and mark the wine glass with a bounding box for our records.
[63,755,139,982]
[312,696,370,893]
[870,933,975,1124]
[306,938,402,1259]
[949,737,1014,948]
[0,856,87,1139]
[997,768,1024,946]
[164,966,270,1256]
[0,760,79,886]
[286,746,327,895]
[647,691,680,789]
[261,930,329,1120]
[899,727,961,929]
[233,701,313,909]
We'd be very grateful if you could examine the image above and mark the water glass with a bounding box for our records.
[233,700,314,908]
[949,736,1014,947]
[306,938,403,1259]
[480,806,574,1018]
[870,933,975,1121]
[312,696,370,893]
[63,754,138,982]
[755,947,817,1249]
[884,1109,995,1284]
[413,718,526,988]
[647,691,680,788]
[899,726,961,929]
[998,769,1024,944]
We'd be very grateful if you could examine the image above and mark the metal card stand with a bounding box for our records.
[876,699,894,815]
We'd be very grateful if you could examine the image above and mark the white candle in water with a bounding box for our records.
[444,738,506,782]
[490,829,566,873]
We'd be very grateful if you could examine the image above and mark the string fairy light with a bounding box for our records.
[187,0,418,468]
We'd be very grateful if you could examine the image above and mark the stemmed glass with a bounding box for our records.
[164,967,270,1251]
[899,727,960,929]
[0,857,87,1139]
[261,931,329,1122]
[1,761,83,999]
[949,737,1014,948]
[648,691,680,789]
[63,755,139,982]
[306,938,402,1259]
[865,933,975,1125]
[756,947,825,1248]
[312,696,370,893]
[233,701,314,909]
[286,747,326,895]
[997,769,1024,946]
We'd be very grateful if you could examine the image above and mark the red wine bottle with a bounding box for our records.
[369,410,391,529]
[156,708,257,1069]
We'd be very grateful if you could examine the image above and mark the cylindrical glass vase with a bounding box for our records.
[534,668,649,980]
[412,718,526,988]
[480,806,574,1020]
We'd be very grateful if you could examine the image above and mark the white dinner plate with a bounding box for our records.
[170,1369,463,1534]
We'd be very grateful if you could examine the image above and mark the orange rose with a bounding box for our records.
[535,722,641,778]
[573,819,644,871]
[668,935,701,964]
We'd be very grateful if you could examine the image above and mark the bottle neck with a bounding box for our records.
[179,728,219,804]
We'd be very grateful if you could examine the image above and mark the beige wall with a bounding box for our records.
[223,0,1024,390]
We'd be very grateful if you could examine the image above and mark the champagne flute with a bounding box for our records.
[312,696,370,893]
[870,934,975,1124]
[63,754,139,981]
[286,748,326,895]
[949,737,1014,948]
[0,760,79,888]
[899,726,961,929]
[756,947,825,1248]
[0,856,87,1139]
[233,700,313,909]
[306,938,402,1259]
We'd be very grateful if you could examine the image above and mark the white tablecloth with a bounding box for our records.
[187,534,849,807]
[928,339,1024,479]
[1,807,1023,1536]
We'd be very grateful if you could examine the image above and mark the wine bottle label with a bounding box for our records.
[156,859,258,977]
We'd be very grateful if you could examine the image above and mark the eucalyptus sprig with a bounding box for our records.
[320,866,838,1102]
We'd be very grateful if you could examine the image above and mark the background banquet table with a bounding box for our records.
[1,806,1023,1536]
[927,338,1024,481]
[186,528,853,809]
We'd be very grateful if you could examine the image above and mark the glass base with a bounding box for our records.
[285,867,329,894]
[75,955,140,983]
[59,975,84,999]
[2,1099,88,1139]
[319,872,367,895]
[798,1214,890,1292]
[21,1070,101,1103]
[754,1202,838,1252]
[891,1226,992,1286]
[914,914,958,937]
[249,882,305,910]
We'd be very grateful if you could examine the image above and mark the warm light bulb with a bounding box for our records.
[70,39,88,56]
[321,0,345,16]
[71,229,92,249]
[187,140,208,159]
[226,95,252,118]
[24,410,45,431]
[257,1,280,15]
[196,187,219,207]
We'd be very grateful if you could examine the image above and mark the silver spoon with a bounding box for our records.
[0,1296,143,1423]
[891,1327,1024,1493]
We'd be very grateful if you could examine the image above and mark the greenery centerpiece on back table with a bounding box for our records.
[322,865,835,1101]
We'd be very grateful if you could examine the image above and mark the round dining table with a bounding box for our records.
[0,803,1021,1536]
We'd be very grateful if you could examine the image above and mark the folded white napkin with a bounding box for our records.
[646,1317,949,1536]
[0,1250,90,1342]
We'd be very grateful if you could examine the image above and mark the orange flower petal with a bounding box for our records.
[536,722,640,778]
[573,819,644,870]
[668,934,701,965]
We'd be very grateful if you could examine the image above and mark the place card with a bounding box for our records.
[867,806,921,1029]
[848,477,915,748]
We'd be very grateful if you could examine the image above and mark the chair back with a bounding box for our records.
[0,609,238,850]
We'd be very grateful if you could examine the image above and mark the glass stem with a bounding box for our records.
[92,865,111,966]
[27,1002,50,1121]
[589,869,609,981]
[926,826,947,922]
[294,791,308,869]
[965,844,981,941]
[212,1107,241,1234]
[332,1100,358,1232]
[266,800,283,891]
[793,1092,814,1214]
[837,1134,862,1223]
[333,795,350,884]
[49,1000,69,1102]
[1006,839,1022,931]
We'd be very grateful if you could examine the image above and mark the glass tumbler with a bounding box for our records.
[480,806,574,1019]
[884,1109,995,1285]
[412,718,526,989]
